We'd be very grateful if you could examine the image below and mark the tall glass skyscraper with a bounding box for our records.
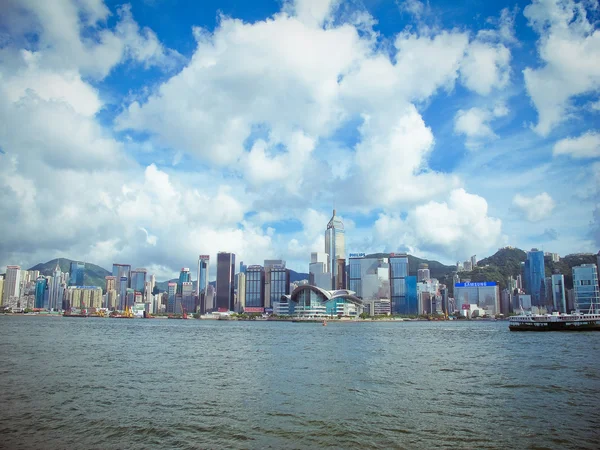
[112,264,131,288]
[177,268,191,294]
[389,254,418,315]
[573,264,600,313]
[197,255,210,312]
[269,266,290,307]
[216,252,235,311]
[69,262,85,286]
[35,277,48,309]
[245,265,265,308]
[325,209,345,290]
[130,268,147,294]
[525,249,545,306]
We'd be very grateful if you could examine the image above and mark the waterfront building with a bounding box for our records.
[216,252,235,312]
[245,265,265,311]
[112,264,131,288]
[454,282,500,316]
[363,298,391,316]
[0,276,4,306]
[525,249,545,306]
[501,289,511,315]
[181,281,194,314]
[106,290,118,309]
[197,255,210,305]
[236,272,246,312]
[268,265,290,309]
[105,276,116,292]
[205,284,215,312]
[130,268,147,295]
[389,254,418,315]
[68,261,85,286]
[167,282,177,313]
[348,254,389,302]
[150,274,156,291]
[597,251,600,292]
[177,268,191,294]
[279,285,363,317]
[325,209,345,290]
[118,277,128,309]
[264,260,286,308]
[417,264,430,282]
[35,277,48,309]
[573,264,600,313]
[551,273,566,313]
[3,266,21,305]
[48,262,64,311]
[67,286,103,309]
[309,252,331,290]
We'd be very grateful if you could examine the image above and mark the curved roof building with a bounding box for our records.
[279,285,363,317]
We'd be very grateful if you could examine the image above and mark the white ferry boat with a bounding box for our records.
[509,311,600,331]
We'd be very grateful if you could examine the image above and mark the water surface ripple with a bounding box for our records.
[1,317,599,449]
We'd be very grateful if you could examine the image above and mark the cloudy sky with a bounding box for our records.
[0,0,598,280]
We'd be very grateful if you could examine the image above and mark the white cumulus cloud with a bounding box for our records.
[512,192,556,222]
[554,131,600,159]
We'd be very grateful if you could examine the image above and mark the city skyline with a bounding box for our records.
[0,0,599,280]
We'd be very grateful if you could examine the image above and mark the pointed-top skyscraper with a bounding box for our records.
[325,209,345,290]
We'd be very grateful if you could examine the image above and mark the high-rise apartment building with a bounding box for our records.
[48,262,64,311]
[69,261,85,286]
[573,264,600,313]
[525,249,545,306]
[417,264,430,282]
[325,209,345,290]
[105,276,116,292]
[3,266,21,305]
[216,252,235,312]
[470,255,477,268]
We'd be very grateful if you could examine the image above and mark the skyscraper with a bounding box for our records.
[130,268,147,294]
[551,273,566,313]
[197,255,210,311]
[112,264,131,288]
[118,277,128,309]
[245,265,265,309]
[69,261,85,286]
[264,259,285,308]
[216,252,235,311]
[525,249,545,306]
[573,264,600,313]
[309,252,330,289]
[470,255,477,268]
[105,276,116,292]
[269,265,290,307]
[35,277,48,309]
[0,276,4,306]
[167,282,177,313]
[3,266,21,305]
[389,254,418,315]
[325,209,345,290]
[417,264,430,282]
[48,262,63,310]
[177,268,191,294]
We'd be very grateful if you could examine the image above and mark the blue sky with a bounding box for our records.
[0,0,598,280]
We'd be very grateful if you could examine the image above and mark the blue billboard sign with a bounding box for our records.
[455,282,497,287]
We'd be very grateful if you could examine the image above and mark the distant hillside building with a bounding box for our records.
[69,262,85,286]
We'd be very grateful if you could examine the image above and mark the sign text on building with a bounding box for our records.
[349,252,366,258]
[455,282,497,287]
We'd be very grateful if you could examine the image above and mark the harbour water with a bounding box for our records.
[1,316,599,449]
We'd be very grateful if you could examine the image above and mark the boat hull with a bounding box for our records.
[509,323,600,331]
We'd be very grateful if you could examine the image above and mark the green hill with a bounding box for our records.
[28,258,110,290]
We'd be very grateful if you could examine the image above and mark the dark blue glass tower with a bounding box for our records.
[69,262,85,286]
[526,250,545,307]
